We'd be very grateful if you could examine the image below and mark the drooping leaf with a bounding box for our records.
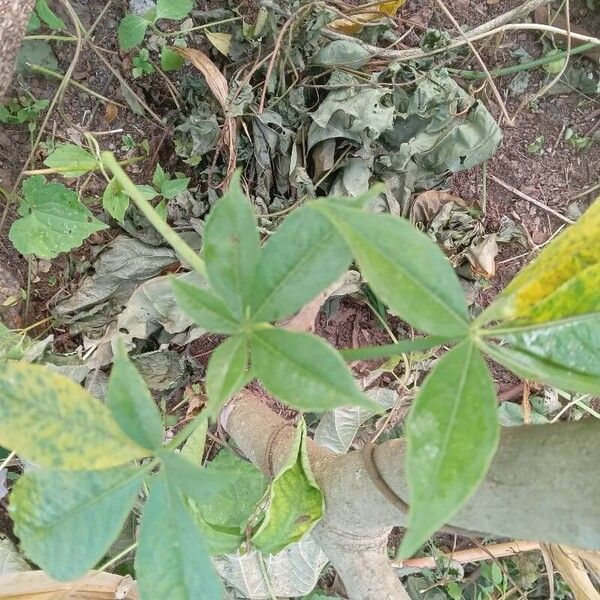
[252,420,324,555]
[193,449,267,555]
[11,467,145,580]
[107,344,163,450]
[316,203,470,337]
[102,178,129,221]
[35,0,66,30]
[251,206,352,323]
[484,197,600,323]
[159,450,237,502]
[135,472,222,600]
[251,328,377,412]
[0,362,148,469]
[118,14,150,50]
[205,335,250,416]
[171,277,241,333]
[203,173,260,317]
[43,143,98,177]
[156,0,193,20]
[16,40,58,74]
[9,176,107,259]
[400,341,498,557]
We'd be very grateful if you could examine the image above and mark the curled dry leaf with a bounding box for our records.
[328,0,407,34]
[411,190,466,225]
[170,46,237,183]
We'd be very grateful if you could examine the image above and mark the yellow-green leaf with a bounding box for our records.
[204,31,231,57]
[251,420,324,555]
[486,198,600,323]
[0,362,149,469]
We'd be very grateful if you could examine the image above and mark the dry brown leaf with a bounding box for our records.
[411,190,466,225]
[170,46,237,182]
[542,544,600,600]
[467,234,498,278]
[0,570,138,599]
[329,0,407,34]
[104,102,119,124]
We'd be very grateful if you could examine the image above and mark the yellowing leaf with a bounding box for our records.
[0,362,149,469]
[329,0,407,34]
[251,420,324,555]
[204,31,232,57]
[486,197,600,324]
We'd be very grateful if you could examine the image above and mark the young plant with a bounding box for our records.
[132,48,155,79]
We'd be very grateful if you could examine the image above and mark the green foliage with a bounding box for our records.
[8,176,107,258]
[156,0,194,20]
[0,97,49,125]
[132,48,155,78]
[44,143,98,177]
[35,0,66,30]
[252,420,324,554]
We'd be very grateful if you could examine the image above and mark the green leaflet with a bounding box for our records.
[202,172,260,317]
[482,336,600,396]
[156,0,193,20]
[0,362,148,469]
[9,176,108,259]
[401,341,498,557]
[107,344,163,450]
[11,467,145,580]
[251,206,352,322]
[102,178,129,221]
[252,420,324,555]
[315,203,470,337]
[205,335,250,416]
[35,0,66,30]
[159,450,238,502]
[135,472,222,600]
[251,328,377,412]
[171,277,241,333]
[118,14,150,50]
[43,144,98,177]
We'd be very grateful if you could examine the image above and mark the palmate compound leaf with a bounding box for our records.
[9,176,107,259]
[0,362,149,469]
[314,202,470,337]
[107,343,164,450]
[251,328,378,412]
[251,420,324,555]
[202,171,260,318]
[10,467,145,580]
[135,471,223,600]
[400,340,498,557]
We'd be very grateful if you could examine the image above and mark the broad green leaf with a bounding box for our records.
[107,344,163,450]
[316,203,469,337]
[161,176,190,200]
[135,472,222,600]
[159,450,237,502]
[11,467,145,580]
[118,14,150,50]
[43,143,98,177]
[35,0,66,30]
[161,45,186,71]
[482,337,600,396]
[0,362,148,468]
[135,184,158,200]
[400,341,498,557]
[152,163,166,189]
[251,206,352,322]
[181,418,207,462]
[251,328,377,412]
[203,173,260,317]
[252,420,324,555]
[102,178,129,221]
[486,197,600,323]
[156,0,193,20]
[206,335,250,416]
[9,176,107,258]
[171,277,241,333]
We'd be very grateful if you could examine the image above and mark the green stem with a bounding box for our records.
[100,152,207,277]
[164,16,242,37]
[340,335,456,361]
[23,34,78,42]
[448,42,597,80]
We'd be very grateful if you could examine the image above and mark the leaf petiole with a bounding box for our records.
[340,335,457,361]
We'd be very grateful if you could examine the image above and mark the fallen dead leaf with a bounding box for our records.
[542,544,600,600]
[411,190,466,225]
[170,46,237,183]
[329,0,407,34]
[104,102,119,124]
